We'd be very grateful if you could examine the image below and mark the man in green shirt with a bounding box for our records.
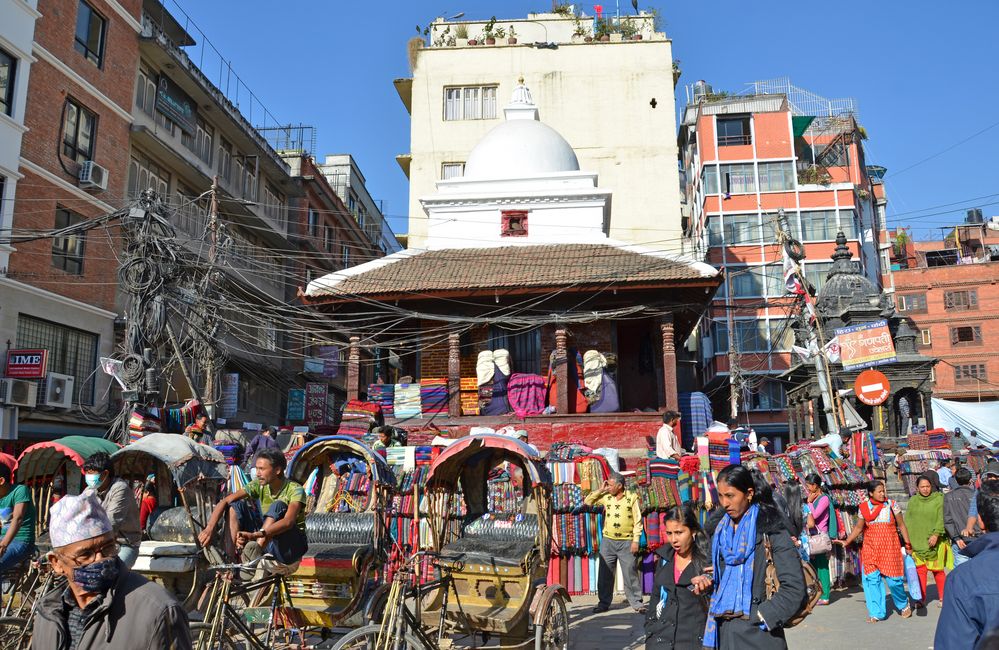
[0,463,35,571]
[199,448,307,568]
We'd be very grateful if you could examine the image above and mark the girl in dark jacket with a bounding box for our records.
[704,464,807,650]
[645,505,713,649]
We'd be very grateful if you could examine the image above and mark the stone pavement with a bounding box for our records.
[565,587,942,649]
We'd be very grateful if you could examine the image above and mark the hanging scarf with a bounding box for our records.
[704,503,760,649]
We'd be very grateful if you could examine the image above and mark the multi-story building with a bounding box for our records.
[679,79,890,442]
[894,218,999,402]
[1,0,141,441]
[318,154,400,257]
[396,10,683,251]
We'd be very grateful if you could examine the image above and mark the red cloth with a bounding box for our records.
[915,563,946,602]
[140,495,157,531]
[859,500,905,577]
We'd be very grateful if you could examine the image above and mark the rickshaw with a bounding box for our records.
[334,433,570,649]
[110,433,229,609]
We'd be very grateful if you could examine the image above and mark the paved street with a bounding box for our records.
[565,588,942,649]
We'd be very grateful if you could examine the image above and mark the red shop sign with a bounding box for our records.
[5,349,48,379]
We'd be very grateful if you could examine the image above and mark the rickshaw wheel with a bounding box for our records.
[0,616,30,649]
[190,622,243,650]
[332,623,428,650]
[535,593,570,650]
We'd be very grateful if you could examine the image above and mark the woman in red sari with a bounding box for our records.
[836,479,914,622]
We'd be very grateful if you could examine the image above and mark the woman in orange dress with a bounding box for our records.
[836,479,914,622]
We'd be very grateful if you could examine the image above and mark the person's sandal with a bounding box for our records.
[900,606,912,618]
[867,617,879,624]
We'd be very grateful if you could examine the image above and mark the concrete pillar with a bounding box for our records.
[448,333,461,417]
[347,336,360,402]
[555,328,569,415]
[660,316,678,410]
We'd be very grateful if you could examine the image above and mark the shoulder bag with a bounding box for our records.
[763,534,822,628]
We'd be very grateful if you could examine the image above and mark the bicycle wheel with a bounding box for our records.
[535,592,570,650]
[190,622,246,650]
[0,616,30,650]
[332,623,428,650]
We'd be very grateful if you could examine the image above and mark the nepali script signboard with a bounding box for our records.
[287,389,306,422]
[834,320,896,371]
[305,383,327,428]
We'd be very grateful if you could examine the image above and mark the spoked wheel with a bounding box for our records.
[535,593,570,650]
[332,623,428,650]
[0,616,31,650]
[190,622,245,650]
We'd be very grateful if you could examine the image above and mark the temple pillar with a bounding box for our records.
[555,329,569,415]
[448,333,461,417]
[660,316,678,409]
[347,336,360,402]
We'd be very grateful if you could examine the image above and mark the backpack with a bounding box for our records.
[762,535,822,628]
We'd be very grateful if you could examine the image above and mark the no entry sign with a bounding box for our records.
[855,369,891,406]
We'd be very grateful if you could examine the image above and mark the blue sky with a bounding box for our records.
[170,0,999,241]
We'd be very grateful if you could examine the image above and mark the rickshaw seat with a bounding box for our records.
[440,513,538,568]
[139,540,199,558]
[305,512,376,545]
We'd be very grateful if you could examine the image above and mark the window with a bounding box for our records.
[174,185,206,237]
[746,379,786,411]
[769,320,794,351]
[716,116,751,146]
[955,364,987,384]
[16,315,98,405]
[127,154,169,200]
[920,329,932,346]
[62,98,96,164]
[262,184,286,229]
[951,325,983,346]
[800,210,838,242]
[182,120,213,166]
[258,320,277,351]
[308,209,319,238]
[441,162,465,179]
[764,265,785,297]
[489,326,541,374]
[216,139,233,183]
[720,164,756,194]
[712,321,728,354]
[727,266,765,298]
[706,216,723,246]
[52,208,86,274]
[74,0,106,67]
[0,48,15,117]
[703,166,719,195]
[324,225,333,252]
[501,210,528,237]
[443,85,498,121]
[135,68,174,133]
[341,244,350,268]
[897,293,927,313]
[838,210,858,239]
[722,213,759,245]
[944,290,978,311]
[733,321,767,353]
[757,162,795,192]
[815,140,849,167]
[802,261,834,292]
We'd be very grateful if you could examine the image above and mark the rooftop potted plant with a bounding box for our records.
[507,25,518,44]
[595,17,612,41]
[454,23,469,46]
[483,16,497,44]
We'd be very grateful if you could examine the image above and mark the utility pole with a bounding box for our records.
[726,301,741,422]
[202,177,220,418]
[776,208,839,434]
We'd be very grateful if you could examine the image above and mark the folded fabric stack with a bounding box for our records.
[393,384,422,419]
[413,446,437,466]
[339,400,380,436]
[634,459,649,486]
[907,432,930,450]
[128,408,161,443]
[420,378,448,416]
[648,459,680,481]
[385,446,408,469]
[927,429,949,450]
[637,477,682,512]
[367,384,395,418]
[707,434,736,471]
[460,377,479,416]
[212,443,243,466]
[679,455,701,475]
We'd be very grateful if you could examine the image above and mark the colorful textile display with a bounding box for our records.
[339,400,381,436]
[163,399,202,434]
[393,384,422,419]
[507,373,546,418]
[367,384,395,418]
[419,378,448,416]
[678,391,713,450]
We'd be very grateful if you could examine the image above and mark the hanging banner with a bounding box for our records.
[286,388,306,421]
[834,320,896,371]
[318,345,340,379]
[155,74,198,135]
[219,373,239,418]
[305,382,327,428]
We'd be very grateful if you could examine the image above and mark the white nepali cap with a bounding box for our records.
[49,491,113,549]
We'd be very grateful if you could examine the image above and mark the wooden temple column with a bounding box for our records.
[347,336,360,402]
[788,402,798,443]
[447,333,461,418]
[660,316,678,410]
[554,328,569,415]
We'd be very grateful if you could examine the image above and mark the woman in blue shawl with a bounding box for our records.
[703,465,807,650]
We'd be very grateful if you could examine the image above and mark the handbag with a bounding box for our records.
[763,535,822,628]
[806,529,832,556]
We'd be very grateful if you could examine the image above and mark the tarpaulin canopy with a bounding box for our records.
[111,433,227,487]
[792,115,816,138]
[426,434,549,488]
[287,435,393,486]
[16,436,119,482]
[931,398,999,445]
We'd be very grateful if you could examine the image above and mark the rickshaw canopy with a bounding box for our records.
[287,435,393,485]
[16,436,119,482]
[426,434,549,488]
[111,433,227,487]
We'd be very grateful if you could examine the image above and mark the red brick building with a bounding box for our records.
[894,221,999,401]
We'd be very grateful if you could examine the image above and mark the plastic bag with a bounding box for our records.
[903,552,922,602]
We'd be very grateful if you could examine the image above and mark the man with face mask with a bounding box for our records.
[31,491,192,649]
[81,452,141,568]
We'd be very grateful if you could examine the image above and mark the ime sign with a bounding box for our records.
[5,349,48,379]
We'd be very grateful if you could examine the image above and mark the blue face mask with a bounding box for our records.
[72,557,119,594]
[84,474,102,490]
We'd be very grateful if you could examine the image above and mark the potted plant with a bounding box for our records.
[454,23,469,46]
[596,17,612,41]
[858,188,871,200]
[507,25,518,44]
[483,16,497,44]
[495,26,506,43]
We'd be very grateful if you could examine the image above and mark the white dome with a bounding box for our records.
[463,119,580,180]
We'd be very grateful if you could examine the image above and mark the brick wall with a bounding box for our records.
[895,261,999,399]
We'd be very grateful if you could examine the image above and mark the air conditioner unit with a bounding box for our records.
[0,379,38,408]
[78,160,109,191]
[39,372,74,409]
